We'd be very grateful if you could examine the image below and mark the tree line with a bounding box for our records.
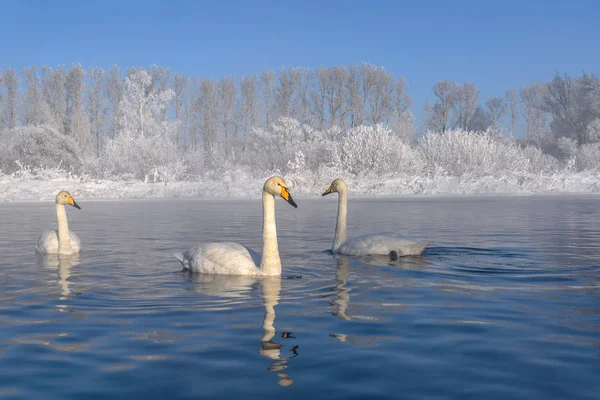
[0,62,599,162]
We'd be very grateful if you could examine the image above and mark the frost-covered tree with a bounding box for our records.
[87,67,106,154]
[293,68,312,126]
[275,67,298,119]
[240,74,258,137]
[544,73,598,145]
[41,65,67,131]
[520,83,548,144]
[1,68,19,131]
[105,65,123,137]
[505,89,520,138]
[311,67,328,130]
[218,76,237,141]
[345,65,363,127]
[454,83,479,130]
[21,66,51,126]
[65,63,91,151]
[429,80,457,133]
[260,70,276,129]
[198,78,219,150]
[367,66,394,125]
[171,72,188,147]
[118,68,175,138]
[485,96,506,130]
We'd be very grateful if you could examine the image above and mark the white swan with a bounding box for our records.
[322,178,430,258]
[175,176,298,276]
[36,191,81,255]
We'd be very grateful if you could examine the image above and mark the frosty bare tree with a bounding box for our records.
[21,66,50,126]
[260,70,276,129]
[65,63,91,151]
[485,96,506,130]
[544,73,598,145]
[218,76,237,142]
[41,65,67,131]
[367,66,394,125]
[275,67,297,119]
[520,83,548,144]
[87,67,106,155]
[427,80,457,133]
[345,65,363,127]
[1,68,19,131]
[311,67,328,130]
[171,72,188,147]
[505,89,519,138]
[240,74,258,137]
[454,83,479,130]
[198,78,219,150]
[106,65,123,137]
[293,68,312,126]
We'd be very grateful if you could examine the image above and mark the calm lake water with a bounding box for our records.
[0,195,598,399]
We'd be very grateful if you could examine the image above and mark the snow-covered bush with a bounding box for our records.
[340,124,423,175]
[577,143,600,171]
[418,129,529,177]
[0,125,81,174]
[251,117,312,171]
[101,131,186,182]
[521,146,560,174]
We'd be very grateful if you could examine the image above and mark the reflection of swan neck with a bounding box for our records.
[333,257,351,320]
[260,191,281,276]
[56,204,72,254]
[57,255,73,298]
[261,277,281,343]
[333,189,347,252]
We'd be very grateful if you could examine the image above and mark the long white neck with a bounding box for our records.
[56,204,73,255]
[333,189,347,252]
[259,191,282,276]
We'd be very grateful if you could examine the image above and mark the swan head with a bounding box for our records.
[264,176,297,208]
[322,178,347,196]
[55,191,81,210]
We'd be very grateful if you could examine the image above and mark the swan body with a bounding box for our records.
[175,242,262,276]
[36,191,82,255]
[322,178,430,257]
[175,176,298,276]
[337,234,430,257]
[36,230,81,255]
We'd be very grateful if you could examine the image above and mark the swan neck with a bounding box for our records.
[56,204,73,254]
[259,191,282,276]
[333,190,347,252]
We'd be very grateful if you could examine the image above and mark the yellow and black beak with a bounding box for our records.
[280,186,298,208]
[322,184,333,196]
[68,197,81,210]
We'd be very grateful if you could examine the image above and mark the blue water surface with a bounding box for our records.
[0,195,598,399]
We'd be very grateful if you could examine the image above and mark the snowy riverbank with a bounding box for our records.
[2,170,599,202]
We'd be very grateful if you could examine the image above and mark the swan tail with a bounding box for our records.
[173,252,189,271]
[399,241,432,256]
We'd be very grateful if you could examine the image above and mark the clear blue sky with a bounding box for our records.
[1,0,598,123]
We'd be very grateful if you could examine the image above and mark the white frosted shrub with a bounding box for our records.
[0,125,81,174]
[101,131,185,182]
[575,143,600,171]
[418,130,529,176]
[521,146,560,174]
[340,124,422,175]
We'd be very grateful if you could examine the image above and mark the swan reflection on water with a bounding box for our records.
[38,253,81,312]
[330,254,430,322]
[182,273,298,387]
